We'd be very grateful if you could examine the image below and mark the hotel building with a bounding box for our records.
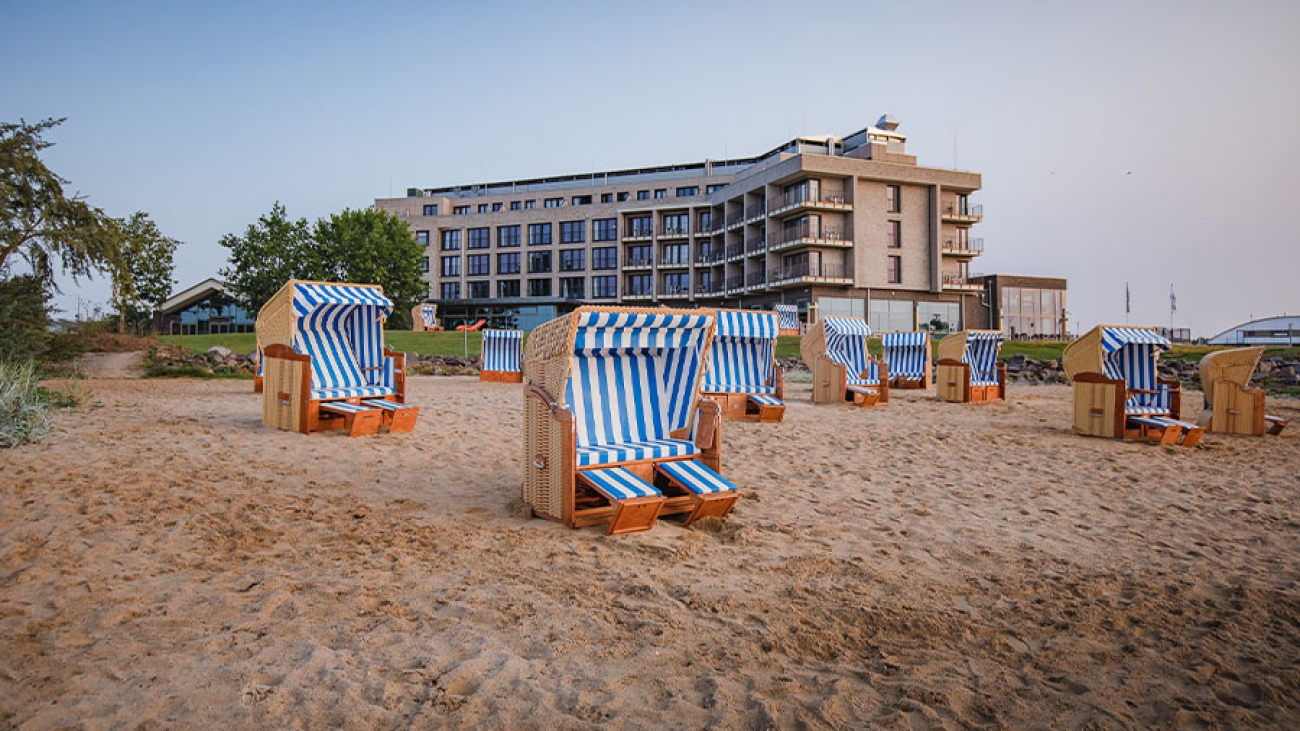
[374,116,985,332]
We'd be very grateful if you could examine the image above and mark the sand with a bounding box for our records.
[2,374,1299,729]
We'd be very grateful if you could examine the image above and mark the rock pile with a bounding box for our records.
[145,345,256,375]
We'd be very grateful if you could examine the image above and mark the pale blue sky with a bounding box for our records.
[4,0,1297,337]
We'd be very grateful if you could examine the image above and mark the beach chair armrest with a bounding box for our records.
[773,363,785,401]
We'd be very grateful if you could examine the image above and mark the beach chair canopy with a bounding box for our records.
[1065,325,1171,414]
[775,304,800,331]
[482,329,523,373]
[528,308,715,468]
[419,304,438,328]
[704,310,779,394]
[1198,346,1263,409]
[959,331,1004,385]
[881,332,930,380]
[256,281,396,401]
[822,316,880,385]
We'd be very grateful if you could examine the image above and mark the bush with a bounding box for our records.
[0,360,52,447]
[0,274,53,363]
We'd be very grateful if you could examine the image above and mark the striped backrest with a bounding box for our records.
[563,310,713,448]
[823,316,877,380]
[704,310,778,391]
[482,329,523,372]
[962,331,1004,383]
[290,282,393,390]
[1100,327,1171,410]
[419,304,438,328]
[775,304,799,331]
[881,332,929,379]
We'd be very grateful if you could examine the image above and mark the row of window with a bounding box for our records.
[439,276,619,301]
[422,184,727,218]
[425,221,619,251]
[438,248,621,277]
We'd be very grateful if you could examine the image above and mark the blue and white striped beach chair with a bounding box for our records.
[703,309,785,422]
[936,330,1006,403]
[775,303,801,336]
[1063,325,1202,446]
[801,315,889,406]
[881,331,932,390]
[411,303,440,332]
[480,329,524,383]
[256,280,418,436]
[521,307,739,534]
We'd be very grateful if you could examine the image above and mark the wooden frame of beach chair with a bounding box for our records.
[1062,325,1201,447]
[935,330,1007,403]
[1198,347,1288,436]
[881,331,932,390]
[775,303,801,337]
[256,280,418,437]
[800,316,889,407]
[480,329,524,383]
[701,309,786,423]
[411,303,441,332]
[521,306,738,535]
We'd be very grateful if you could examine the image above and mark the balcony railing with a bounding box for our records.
[770,223,849,249]
[745,202,767,220]
[695,249,725,264]
[772,262,850,283]
[660,283,691,297]
[725,275,745,291]
[725,211,745,227]
[695,282,721,295]
[773,191,851,212]
[942,274,982,290]
[725,243,745,259]
[745,271,767,287]
[659,254,690,267]
[942,203,983,221]
[625,286,654,297]
[626,226,654,238]
[941,237,985,254]
[660,225,689,238]
[745,237,766,254]
[625,254,654,268]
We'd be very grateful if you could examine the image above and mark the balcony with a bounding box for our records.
[769,191,852,217]
[768,224,852,252]
[624,254,654,270]
[659,255,690,269]
[744,202,767,222]
[694,283,724,297]
[660,284,690,299]
[725,211,745,228]
[725,275,745,294]
[623,226,654,241]
[745,236,766,255]
[941,237,984,256]
[942,274,982,292]
[942,203,983,223]
[769,262,853,288]
[659,225,689,240]
[624,288,654,301]
[725,243,745,261]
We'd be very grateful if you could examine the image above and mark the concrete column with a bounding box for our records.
[929,185,942,294]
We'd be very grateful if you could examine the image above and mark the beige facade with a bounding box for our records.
[374,118,984,331]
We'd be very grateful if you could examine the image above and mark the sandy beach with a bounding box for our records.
[2,374,1299,729]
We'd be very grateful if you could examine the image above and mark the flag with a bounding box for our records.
[1170,284,1177,313]
[1125,282,1130,314]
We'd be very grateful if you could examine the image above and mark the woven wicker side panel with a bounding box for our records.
[523,392,566,521]
[262,356,303,432]
[1199,347,1263,408]
[1062,326,1105,380]
[255,282,296,354]
[523,313,574,400]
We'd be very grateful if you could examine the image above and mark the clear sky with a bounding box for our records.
[4,0,1297,338]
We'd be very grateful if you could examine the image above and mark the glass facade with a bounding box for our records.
[1001,285,1066,338]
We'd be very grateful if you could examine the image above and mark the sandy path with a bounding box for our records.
[76,351,145,379]
[1,377,1298,729]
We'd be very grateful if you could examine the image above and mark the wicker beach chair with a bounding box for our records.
[522,307,738,535]
[1062,325,1201,446]
[411,303,441,332]
[480,329,524,383]
[800,316,889,406]
[256,280,418,437]
[775,303,801,337]
[1198,346,1288,436]
[881,331,932,390]
[935,330,1006,403]
[702,309,785,422]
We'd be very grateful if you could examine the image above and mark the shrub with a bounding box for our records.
[0,360,52,447]
[0,275,53,363]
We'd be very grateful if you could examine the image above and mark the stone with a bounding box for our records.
[206,345,233,358]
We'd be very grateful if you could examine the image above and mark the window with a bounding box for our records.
[419,256,429,273]
[662,213,688,235]
[529,251,552,273]
[706,184,726,194]
[697,211,712,233]
[560,220,585,244]
[591,246,618,270]
[497,252,520,274]
[593,218,617,241]
[617,192,630,202]
[453,205,470,215]
[492,202,503,212]
[662,272,689,294]
[627,273,652,295]
[422,204,437,216]
[440,256,461,277]
[477,204,489,213]
[662,243,688,265]
[440,230,461,251]
[528,223,551,246]
[629,215,652,237]
[592,275,617,299]
[560,249,585,272]
[886,185,900,213]
[544,197,562,209]
[696,271,713,293]
[600,193,613,203]
[917,301,960,334]
[528,278,552,297]
[524,199,536,210]
[498,225,520,247]
[572,195,592,206]
[468,281,490,299]
[868,299,910,331]
[637,190,650,201]
[440,282,460,300]
[887,255,902,283]
[560,277,585,299]
[628,245,652,267]
[675,186,699,198]
[654,188,666,199]
[887,220,901,249]
[510,201,521,211]
[468,227,490,249]
[467,254,490,276]
[498,279,520,298]
[416,230,430,245]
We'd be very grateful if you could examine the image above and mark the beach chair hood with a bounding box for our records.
[775,304,800,331]
[704,310,779,393]
[881,332,930,380]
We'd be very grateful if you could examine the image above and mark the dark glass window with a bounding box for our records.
[467,254,490,276]
[663,272,689,293]
[560,249,585,272]
[440,256,460,277]
[422,204,438,216]
[498,225,520,247]
[498,279,520,298]
[662,213,688,235]
[416,230,429,245]
[560,220,585,244]
[600,193,613,203]
[887,185,900,213]
[571,195,592,206]
[592,275,617,299]
[509,201,521,211]
[662,243,688,265]
[467,281,489,299]
[629,216,652,237]
[675,186,699,197]
[593,218,617,241]
[653,189,666,199]
[468,227,490,249]
[887,220,901,249]
[524,200,536,210]
[477,203,489,213]
[419,256,429,273]
[440,282,460,299]
[528,223,551,246]
[627,245,651,266]
[627,273,652,295]
[529,251,552,273]
[453,205,470,215]
[591,247,618,270]
[497,252,520,274]
[636,190,649,201]
[543,197,562,209]
[560,277,585,299]
[492,202,503,212]
[528,278,552,297]
[888,255,902,283]
[440,230,461,251]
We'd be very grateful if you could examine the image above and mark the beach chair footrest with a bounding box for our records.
[319,401,384,437]
[577,467,665,535]
[1265,415,1288,436]
[1127,416,1203,447]
[361,399,420,433]
[655,459,738,524]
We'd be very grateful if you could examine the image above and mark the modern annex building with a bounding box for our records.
[374,116,984,332]
[1208,315,1300,346]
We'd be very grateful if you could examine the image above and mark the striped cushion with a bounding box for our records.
[482,329,522,372]
[882,332,928,379]
[1129,415,1197,431]
[748,394,784,407]
[361,399,416,411]
[319,401,378,415]
[847,385,878,396]
[656,459,735,495]
[579,467,662,500]
[314,385,396,400]
[708,384,777,394]
[576,438,698,468]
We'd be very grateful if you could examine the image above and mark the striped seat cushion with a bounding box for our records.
[319,401,379,415]
[708,383,777,394]
[847,384,878,396]
[656,459,735,495]
[1129,415,1197,431]
[576,438,698,468]
[748,394,784,407]
[315,385,396,400]
[579,466,662,500]
[361,399,416,411]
